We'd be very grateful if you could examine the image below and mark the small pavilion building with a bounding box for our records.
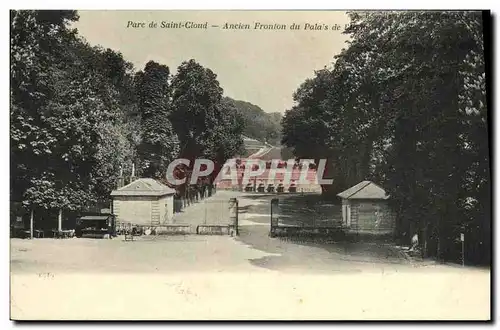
[337,181,395,235]
[111,178,176,227]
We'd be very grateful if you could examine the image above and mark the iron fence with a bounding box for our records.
[116,197,239,237]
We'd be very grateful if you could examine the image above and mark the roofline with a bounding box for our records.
[114,178,176,194]
[79,215,111,220]
[117,178,153,192]
[345,196,390,200]
[336,181,372,199]
[368,181,386,192]
[111,191,175,197]
[337,181,390,200]
[345,181,372,199]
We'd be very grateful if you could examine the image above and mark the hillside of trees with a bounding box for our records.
[224,97,282,145]
[11,10,244,220]
[281,11,490,264]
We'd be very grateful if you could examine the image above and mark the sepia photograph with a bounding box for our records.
[9,8,492,321]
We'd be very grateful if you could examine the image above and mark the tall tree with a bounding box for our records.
[11,10,137,221]
[281,11,490,263]
[170,59,243,182]
[135,61,180,179]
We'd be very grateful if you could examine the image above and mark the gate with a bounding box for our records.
[269,197,344,239]
[174,197,239,236]
[116,197,239,237]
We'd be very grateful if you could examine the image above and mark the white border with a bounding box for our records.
[3,0,499,10]
[2,1,498,328]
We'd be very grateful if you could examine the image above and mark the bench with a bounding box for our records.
[124,232,135,241]
[196,225,231,235]
[52,230,75,239]
[270,225,344,237]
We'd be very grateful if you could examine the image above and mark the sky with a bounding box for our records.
[74,10,350,113]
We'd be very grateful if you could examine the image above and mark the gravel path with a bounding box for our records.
[171,191,240,227]
[235,193,412,273]
[10,191,491,320]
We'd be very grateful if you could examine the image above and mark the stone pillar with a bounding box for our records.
[129,163,136,183]
[229,198,239,236]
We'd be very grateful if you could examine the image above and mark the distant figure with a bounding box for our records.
[410,233,419,251]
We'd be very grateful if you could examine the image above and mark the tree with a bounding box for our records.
[135,60,180,179]
[170,60,243,183]
[11,10,137,226]
[10,9,88,213]
[281,11,490,263]
[171,60,223,159]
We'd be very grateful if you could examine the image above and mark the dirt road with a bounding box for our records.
[10,191,491,320]
[236,192,411,273]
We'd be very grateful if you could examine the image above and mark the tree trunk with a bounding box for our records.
[58,209,62,231]
[422,220,428,258]
[30,209,34,239]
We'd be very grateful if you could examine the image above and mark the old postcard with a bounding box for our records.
[10,9,491,320]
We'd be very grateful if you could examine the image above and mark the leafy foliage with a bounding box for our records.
[135,61,180,178]
[11,14,245,217]
[11,11,138,210]
[170,60,244,181]
[281,11,490,263]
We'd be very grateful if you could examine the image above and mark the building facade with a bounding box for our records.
[111,178,176,227]
[337,181,396,235]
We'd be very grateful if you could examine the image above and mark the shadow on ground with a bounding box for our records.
[236,193,409,273]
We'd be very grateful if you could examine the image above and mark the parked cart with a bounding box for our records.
[76,214,115,239]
